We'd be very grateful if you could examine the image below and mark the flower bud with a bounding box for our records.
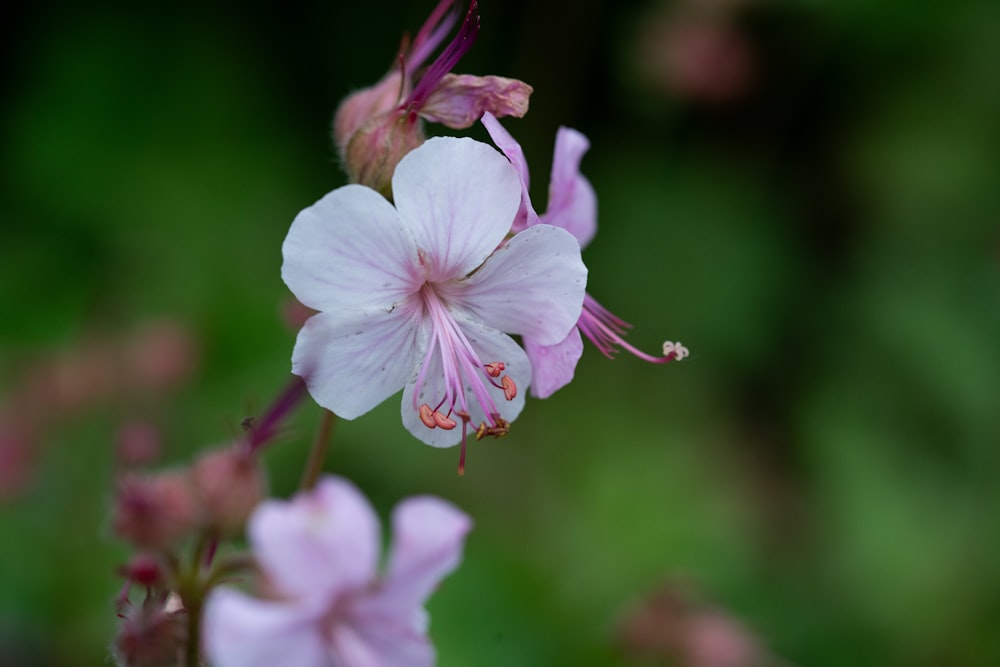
[113,600,186,667]
[342,110,425,198]
[191,445,265,535]
[333,70,406,153]
[112,471,198,551]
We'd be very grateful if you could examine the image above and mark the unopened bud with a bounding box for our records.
[112,471,198,551]
[333,70,407,152]
[113,600,186,667]
[191,446,265,535]
[343,110,425,198]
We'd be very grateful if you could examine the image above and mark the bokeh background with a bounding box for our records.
[3,0,1000,665]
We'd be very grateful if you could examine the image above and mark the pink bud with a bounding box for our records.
[112,471,198,551]
[333,70,407,153]
[191,446,265,535]
[342,110,425,198]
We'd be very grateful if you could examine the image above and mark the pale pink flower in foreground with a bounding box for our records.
[282,137,586,464]
[203,476,471,667]
[482,113,688,398]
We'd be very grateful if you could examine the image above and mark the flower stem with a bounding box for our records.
[180,533,210,667]
[301,409,336,490]
[184,591,203,667]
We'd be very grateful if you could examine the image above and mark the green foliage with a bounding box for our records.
[2,0,999,665]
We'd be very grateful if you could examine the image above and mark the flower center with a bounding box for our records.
[413,283,516,474]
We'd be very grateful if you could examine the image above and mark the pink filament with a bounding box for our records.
[576,294,675,364]
[413,284,505,428]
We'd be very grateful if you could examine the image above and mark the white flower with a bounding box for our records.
[282,137,587,453]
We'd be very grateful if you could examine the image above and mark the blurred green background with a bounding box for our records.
[3,0,1000,665]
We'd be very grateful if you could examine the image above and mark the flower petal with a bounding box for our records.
[455,224,587,345]
[480,111,538,233]
[248,476,381,604]
[292,305,424,420]
[202,589,326,667]
[333,497,470,667]
[392,137,521,280]
[381,496,472,610]
[420,74,532,129]
[329,617,435,667]
[282,184,421,312]
[541,126,598,248]
[523,327,584,399]
[401,320,531,447]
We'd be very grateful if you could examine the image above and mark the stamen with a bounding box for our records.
[577,293,684,364]
[475,415,510,440]
[433,411,457,429]
[419,404,438,429]
[484,361,505,378]
[662,341,689,361]
[413,284,513,436]
[456,410,471,476]
[501,375,517,401]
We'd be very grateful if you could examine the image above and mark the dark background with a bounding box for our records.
[2,0,1000,665]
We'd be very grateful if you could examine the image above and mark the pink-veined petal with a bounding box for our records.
[523,327,584,399]
[282,184,421,312]
[202,589,326,667]
[291,305,424,421]
[248,476,381,605]
[480,111,538,233]
[455,224,587,345]
[420,74,532,129]
[541,126,598,248]
[401,319,530,448]
[392,137,521,280]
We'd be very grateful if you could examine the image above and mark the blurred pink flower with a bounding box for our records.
[282,137,586,457]
[203,476,471,667]
[482,113,687,398]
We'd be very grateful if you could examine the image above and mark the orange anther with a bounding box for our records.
[418,404,437,429]
[501,375,517,401]
[484,362,505,378]
[433,411,457,429]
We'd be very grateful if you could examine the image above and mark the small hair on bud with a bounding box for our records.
[662,341,689,361]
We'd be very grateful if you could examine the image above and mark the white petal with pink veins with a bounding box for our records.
[392,137,521,281]
[456,224,587,345]
[291,305,424,421]
[282,184,421,311]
